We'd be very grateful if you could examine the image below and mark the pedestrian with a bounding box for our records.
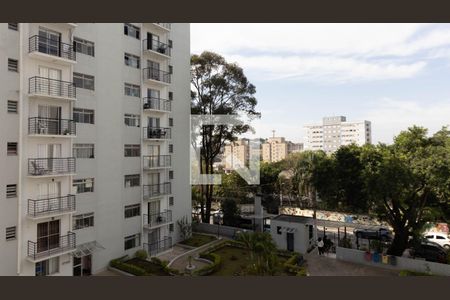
[317,237,324,255]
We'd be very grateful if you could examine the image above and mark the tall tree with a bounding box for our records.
[191,51,259,223]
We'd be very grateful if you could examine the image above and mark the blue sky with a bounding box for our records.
[191,24,450,144]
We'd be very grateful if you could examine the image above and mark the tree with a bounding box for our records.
[191,51,259,223]
[221,198,240,227]
[363,126,450,256]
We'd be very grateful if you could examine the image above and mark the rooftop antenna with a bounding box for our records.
[272,130,275,138]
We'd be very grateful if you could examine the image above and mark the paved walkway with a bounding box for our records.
[304,250,398,276]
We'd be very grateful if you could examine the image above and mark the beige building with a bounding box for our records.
[262,137,302,163]
[224,138,249,171]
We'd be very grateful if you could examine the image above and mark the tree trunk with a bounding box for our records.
[387,227,409,256]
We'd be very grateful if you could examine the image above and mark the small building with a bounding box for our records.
[270,214,315,254]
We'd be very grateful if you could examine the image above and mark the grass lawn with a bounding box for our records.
[125,258,171,276]
[180,233,217,247]
[210,245,288,276]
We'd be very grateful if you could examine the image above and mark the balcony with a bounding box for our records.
[153,23,171,31]
[27,195,76,219]
[143,155,171,170]
[29,76,76,101]
[143,39,171,57]
[143,182,171,199]
[28,35,76,64]
[143,68,171,85]
[27,232,76,262]
[144,236,172,257]
[28,117,76,137]
[143,97,171,112]
[143,127,171,140]
[28,157,76,177]
[143,210,172,229]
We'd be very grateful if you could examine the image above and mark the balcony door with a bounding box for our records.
[38,182,61,213]
[38,105,62,134]
[148,145,160,167]
[147,60,160,80]
[37,143,62,172]
[147,88,160,109]
[38,27,61,57]
[37,220,60,254]
[38,66,62,97]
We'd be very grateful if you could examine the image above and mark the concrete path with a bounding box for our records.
[304,250,398,276]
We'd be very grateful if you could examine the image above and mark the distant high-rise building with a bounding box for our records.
[224,138,250,171]
[262,137,303,163]
[304,116,371,154]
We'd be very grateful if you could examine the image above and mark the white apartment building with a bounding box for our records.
[0,23,191,276]
[304,116,371,154]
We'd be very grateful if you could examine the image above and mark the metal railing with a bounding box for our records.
[143,182,171,198]
[143,97,172,112]
[143,210,172,228]
[143,39,171,56]
[143,127,171,139]
[29,76,76,99]
[144,236,172,256]
[154,23,171,30]
[29,35,76,61]
[143,155,171,169]
[27,232,76,261]
[143,68,171,84]
[28,117,76,136]
[28,157,76,176]
[28,195,76,217]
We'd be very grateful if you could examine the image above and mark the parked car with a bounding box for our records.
[409,240,448,263]
[354,227,393,241]
[423,232,450,250]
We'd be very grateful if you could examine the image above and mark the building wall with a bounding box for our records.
[270,219,312,254]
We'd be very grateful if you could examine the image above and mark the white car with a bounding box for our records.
[424,232,450,249]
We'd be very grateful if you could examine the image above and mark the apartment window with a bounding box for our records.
[124,23,140,39]
[5,226,16,241]
[124,144,140,157]
[73,212,94,230]
[6,184,17,198]
[124,233,141,250]
[276,226,281,235]
[8,23,18,31]
[73,108,95,124]
[35,257,59,276]
[73,72,95,90]
[7,100,18,113]
[168,39,173,48]
[124,53,140,68]
[124,174,140,188]
[8,59,18,72]
[169,224,174,232]
[168,65,173,74]
[124,204,140,219]
[7,142,18,156]
[169,144,173,153]
[73,178,94,194]
[169,196,174,206]
[124,83,140,97]
[124,114,140,127]
[73,143,94,159]
[169,171,174,180]
[73,37,95,57]
[169,118,173,127]
[168,92,173,101]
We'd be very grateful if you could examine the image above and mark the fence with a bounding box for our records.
[336,246,450,276]
[193,222,253,239]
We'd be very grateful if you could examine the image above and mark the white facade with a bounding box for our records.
[0,23,191,276]
[304,116,371,154]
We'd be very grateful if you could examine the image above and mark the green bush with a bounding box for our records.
[110,256,148,276]
[193,253,222,276]
[399,270,432,276]
[283,253,304,275]
[134,249,148,260]
[296,267,308,276]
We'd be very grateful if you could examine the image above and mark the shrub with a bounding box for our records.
[399,270,432,276]
[283,253,304,275]
[134,250,148,260]
[296,267,308,276]
[230,255,238,261]
[193,253,222,276]
[110,256,147,276]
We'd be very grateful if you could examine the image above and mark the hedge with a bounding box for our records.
[193,253,222,276]
[399,270,432,276]
[110,256,148,276]
[283,252,305,275]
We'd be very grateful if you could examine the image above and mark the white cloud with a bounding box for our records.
[362,98,450,143]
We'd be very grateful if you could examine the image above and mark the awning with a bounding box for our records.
[280,227,297,233]
[71,241,105,258]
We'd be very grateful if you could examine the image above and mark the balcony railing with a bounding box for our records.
[143,68,171,84]
[143,155,171,169]
[144,236,172,256]
[143,127,171,139]
[29,35,76,61]
[28,232,76,261]
[143,210,172,228]
[28,157,76,176]
[28,195,76,218]
[143,39,171,57]
[29,76,76,99]
[28,117,76,136]
[143,97,172,112]
[143,182,171,198]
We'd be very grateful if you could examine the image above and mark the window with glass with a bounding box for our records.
[35,257,59,276]
[73,72,95,90]
[124,204,141,218]
[124,23,140,39]
[124,53,140,68]
[124,144,140,157]
[124,174,140,188]
[124,114,140,127]
[124,233,141,250]
[73,143,94,158]
[73,178,94,194]
[73,212,94,230]
[124,83,140,97]
[74,37,95,57]
[73,108,95,124]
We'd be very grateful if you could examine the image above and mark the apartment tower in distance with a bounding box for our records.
[223,138,249,171]
[304,116,371,154]
[0,23,191,276]
[262,136,303,163]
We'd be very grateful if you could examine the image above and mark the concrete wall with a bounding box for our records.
[336,247,450,276]
[270,219,313,254]
[193,223,251,239]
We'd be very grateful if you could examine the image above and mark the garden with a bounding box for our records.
[179,233,217,248]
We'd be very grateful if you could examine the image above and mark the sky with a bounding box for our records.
[190,23,450,144]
